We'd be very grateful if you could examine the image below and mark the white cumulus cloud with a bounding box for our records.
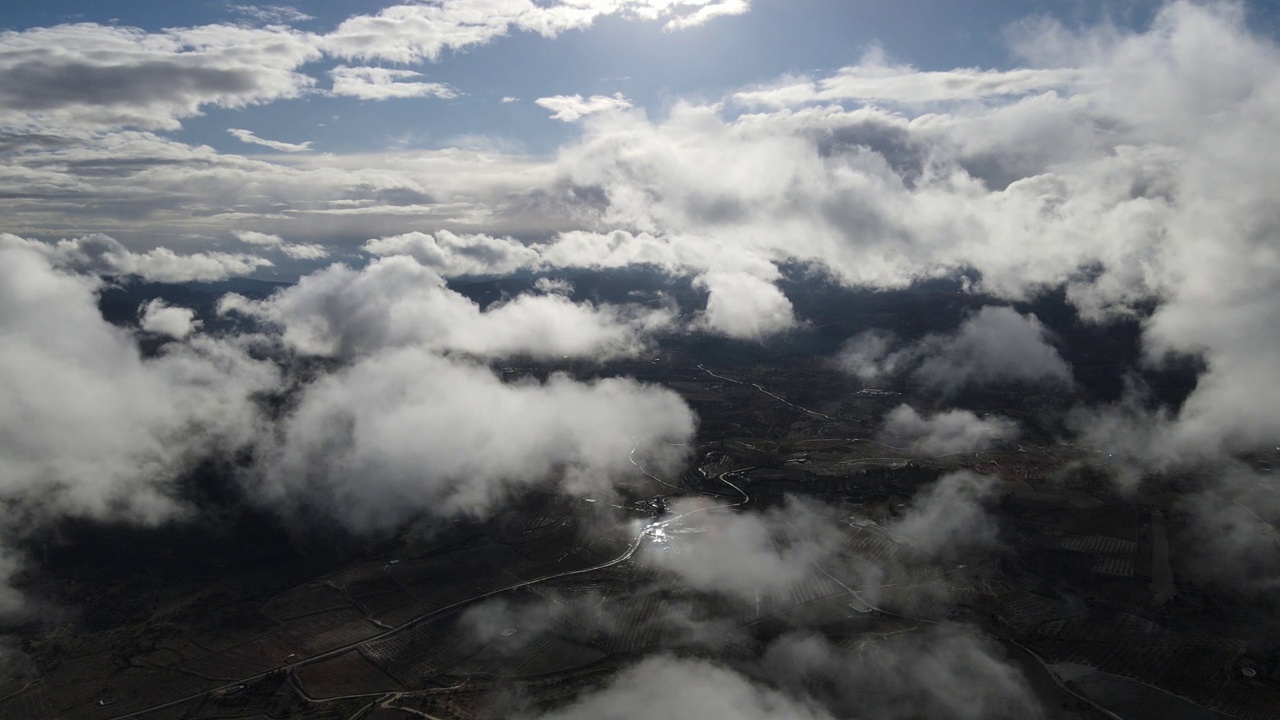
[536,93,633,122]
[330,66,457,100]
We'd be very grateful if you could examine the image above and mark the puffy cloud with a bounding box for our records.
[692,270,796,340]
[534,277,574,295]
[1,233,272,282]
[320,2,554,63]
[835,330,901,385]
[879,405,1017,456]
[531,655,832,720]
[535,231,777,278]
[255,349,696,530]
[911,307,1072,395]
[536,93,634,122]
[759,627,1043,720]
[236,231,329,259]
[363,230,539,277]
[219,255,673,360]
[532,625,1041,720]
[837,307,1071,395]
[641,497,846,604]
[320,1,751,64]
[329,66,457,101]
[0,243,278,611]
[236,230,285,247]
[886,471,1001,556]
[138,299,202,339]
[0,22,319,132]
[226,127,312,152]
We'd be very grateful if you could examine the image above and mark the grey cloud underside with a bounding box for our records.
[838,307,1072,396]
[1,61,258,111]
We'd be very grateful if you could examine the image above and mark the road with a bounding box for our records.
[103,452,751,720]
[697,364,833,420]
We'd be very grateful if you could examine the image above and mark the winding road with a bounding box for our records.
[102,450,752,720]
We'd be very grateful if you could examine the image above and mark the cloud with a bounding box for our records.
[0,129,564,248]
[277,243,327,259]
[0,3,746,134]
[0,243,278,612]
[320,1,754,64]
[329,66,458,101]
[879,405,1017,456]
[235,230,285,246]
[835,330,901,385]
[255,349,696,531]
[692,271,796,340]
[502,96,518,103]
[228,4,314,24]
[531,625,1041,720]
[759,626,1043,720]
[0,22,319,132]
[534,277,574,295]
[912,307,1072,394]
[536,93,633,122]
[227,127,312,152]
[138,299,202,339]
[530,655,833,720]
[1177,465,1280,594]
[535,231,778,278]
[363,230,538,277]
[662,0,750,31]
[837,307,1071,395]
[236,231,329,259]
[641,497,849,604]
[886,471,1001,557]
[1,233,272,282]
[219,255,673,360]
[734,48,1081,107]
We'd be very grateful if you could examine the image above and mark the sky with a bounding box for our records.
[2,0,1215,157]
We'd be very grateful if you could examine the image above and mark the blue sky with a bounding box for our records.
[7,0,1258,156]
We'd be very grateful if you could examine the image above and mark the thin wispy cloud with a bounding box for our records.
[227,127,313,152]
